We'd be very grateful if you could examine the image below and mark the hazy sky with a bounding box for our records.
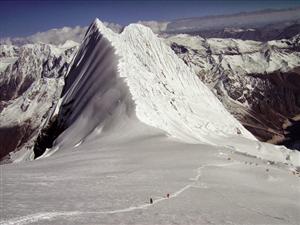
[1,0,300,38]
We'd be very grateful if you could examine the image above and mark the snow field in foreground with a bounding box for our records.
[2,135,300,225]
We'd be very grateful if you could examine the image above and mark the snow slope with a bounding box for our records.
[2,129,300,225]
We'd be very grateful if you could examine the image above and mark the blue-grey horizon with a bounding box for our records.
[1,0,300,38]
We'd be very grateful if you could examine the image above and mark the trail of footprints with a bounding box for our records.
[224,152,300,178]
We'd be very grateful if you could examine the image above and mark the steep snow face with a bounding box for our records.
[0,42,78,162]
[50,18,254,154]
[166,34,300,146]
[50,31,135,151]
[116,24,256,143]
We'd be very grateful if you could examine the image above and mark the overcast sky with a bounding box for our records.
[1,0,300,38]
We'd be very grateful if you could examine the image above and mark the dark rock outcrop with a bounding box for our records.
[168,34,300,150]
[0,43,78,161]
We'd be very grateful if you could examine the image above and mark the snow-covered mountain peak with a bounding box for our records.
[49,18,255,155]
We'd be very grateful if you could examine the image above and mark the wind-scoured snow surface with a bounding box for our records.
[2,135,300,225]
[1,19,300,225]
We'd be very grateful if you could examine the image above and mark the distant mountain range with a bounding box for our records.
[165,34,300,148]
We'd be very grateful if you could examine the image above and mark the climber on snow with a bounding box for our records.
[150,198,153,204]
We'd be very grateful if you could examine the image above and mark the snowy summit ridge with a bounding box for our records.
[31,18,300,167]
[52,18,254,150]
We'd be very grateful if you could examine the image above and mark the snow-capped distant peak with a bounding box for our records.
[59,40,80,49]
